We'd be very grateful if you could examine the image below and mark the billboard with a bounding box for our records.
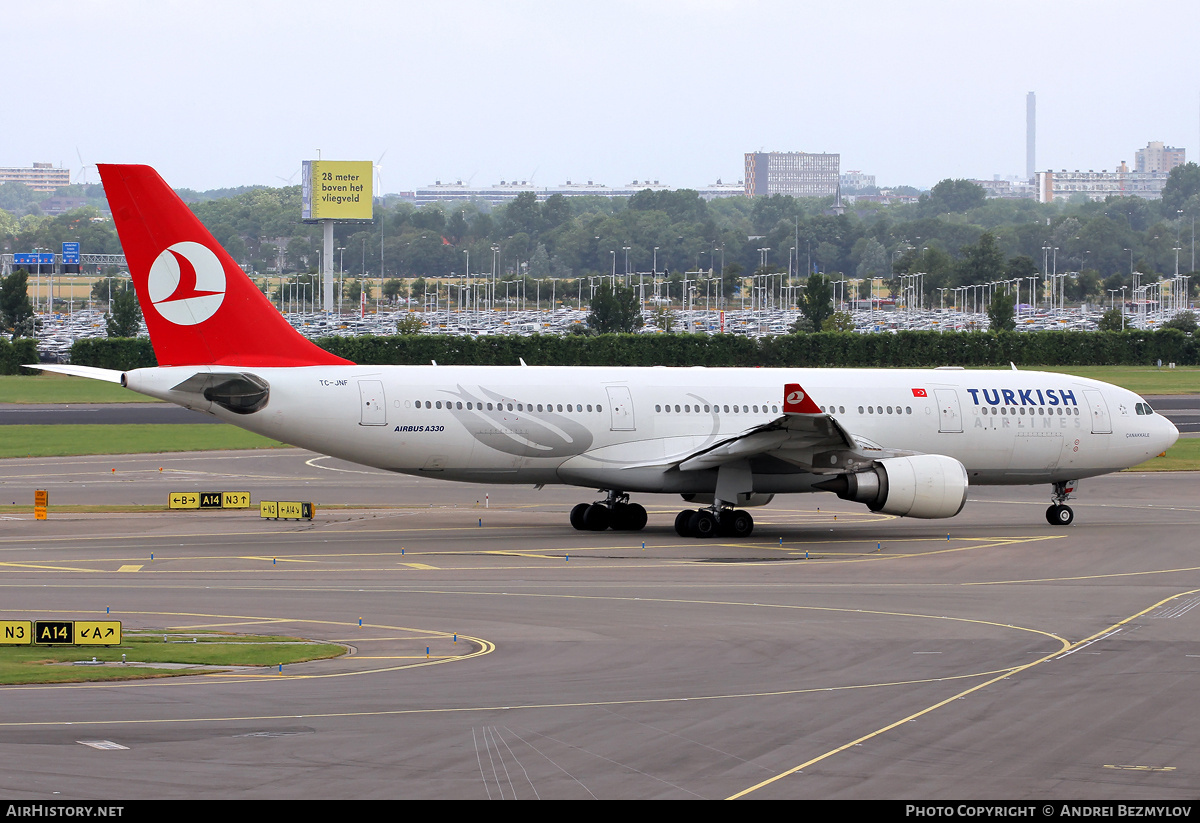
[302,160,373,221]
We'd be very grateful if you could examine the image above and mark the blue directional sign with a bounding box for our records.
[62,242,80,265]
[13,253,55,266]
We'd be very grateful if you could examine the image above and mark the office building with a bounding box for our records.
[0,162,70,192]
[1135,141,1186,174]
[744,151,840,197]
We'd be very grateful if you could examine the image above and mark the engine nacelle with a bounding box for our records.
[816,454,968,519]
[681,492,775,508]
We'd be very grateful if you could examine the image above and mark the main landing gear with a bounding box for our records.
[1046,480,1076,526]
[570,491,647,532]
[674,507,754,539]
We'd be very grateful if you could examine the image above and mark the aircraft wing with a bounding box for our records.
[640,383,916,474]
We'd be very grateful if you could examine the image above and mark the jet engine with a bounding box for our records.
[815,454,968,519]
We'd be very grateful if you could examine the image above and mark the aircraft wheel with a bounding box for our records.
[1046,504,1074,526]
[729,510,754,538]
[688,510,718,539]
[675,510,696,537]
[624,503,647,531]
[570,503,590,531]
[610,502,647,531]
[582,503,610,531]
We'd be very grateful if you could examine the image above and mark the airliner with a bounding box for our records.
[33,165,1179,537]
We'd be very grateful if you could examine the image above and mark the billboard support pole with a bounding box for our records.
[302,159,372,315]
[323,219,334,313]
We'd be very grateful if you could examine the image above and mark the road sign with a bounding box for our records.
[170,491,251,510]
[221,491,251,508]
[34,621,74,645]
[260,501,313,520]
[0,621,32,645]
[76,621,122,645]
[168,492,200,509]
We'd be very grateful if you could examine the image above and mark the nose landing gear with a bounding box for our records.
[1046,480,1077,526]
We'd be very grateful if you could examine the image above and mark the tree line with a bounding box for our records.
[5,165,1200,309]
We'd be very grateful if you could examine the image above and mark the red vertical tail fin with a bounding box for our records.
[98,164,351,367]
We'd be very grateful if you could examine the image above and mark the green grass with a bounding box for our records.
[0,373,154,404]
[0,631,345,684]
[0,424,289,458]
[1024,366,1200,396]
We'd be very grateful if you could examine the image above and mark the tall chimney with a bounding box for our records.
[1026,92,1036,182]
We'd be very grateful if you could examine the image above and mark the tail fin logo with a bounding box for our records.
[146,241,226,326]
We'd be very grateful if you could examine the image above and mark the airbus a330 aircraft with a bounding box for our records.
[34,165,1179,537]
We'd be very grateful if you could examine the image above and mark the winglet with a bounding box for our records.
[783,383,822,414]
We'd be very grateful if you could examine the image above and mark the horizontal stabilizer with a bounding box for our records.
[27,364,125,384]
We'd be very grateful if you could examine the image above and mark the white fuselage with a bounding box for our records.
[122,364,1178,499]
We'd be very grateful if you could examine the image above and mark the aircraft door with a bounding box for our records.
[1083,390,1111,434]
[605,385,636,431]
[358,380,387,426]
[934,389,962,433]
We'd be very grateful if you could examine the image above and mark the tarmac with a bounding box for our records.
[0,449,1198,799]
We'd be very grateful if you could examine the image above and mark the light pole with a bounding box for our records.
[337,247,346,316]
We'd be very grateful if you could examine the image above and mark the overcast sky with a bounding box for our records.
[12,0,1200,193]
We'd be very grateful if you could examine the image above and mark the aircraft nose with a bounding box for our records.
[1156,414,1180,455]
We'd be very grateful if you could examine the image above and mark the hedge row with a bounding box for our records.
[68,338,158,370]
[0,338,38,374]
[67,329,1199,371]
[318,330,1200,368]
